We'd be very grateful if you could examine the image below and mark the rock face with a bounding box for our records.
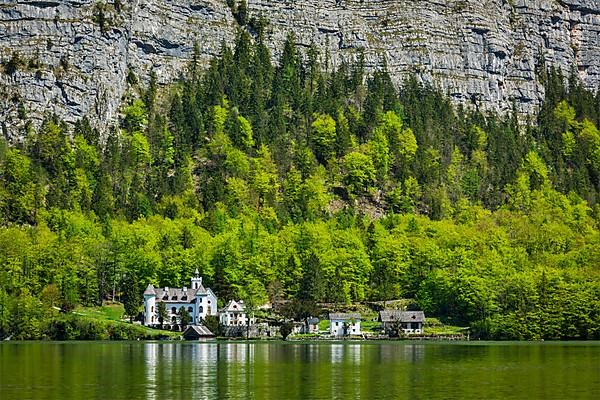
[1,0,599,140]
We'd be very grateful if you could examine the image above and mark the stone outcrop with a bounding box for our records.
[0,0,599,140]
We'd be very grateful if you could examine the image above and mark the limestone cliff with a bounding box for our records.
[1,0,599,140]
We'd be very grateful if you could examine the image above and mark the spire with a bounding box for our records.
[194,268,200,277]
[143,284,156,296]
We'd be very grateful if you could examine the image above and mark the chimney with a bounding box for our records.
[164,287,169,292]
[183,287,187,292]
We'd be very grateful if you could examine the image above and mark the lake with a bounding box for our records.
[0,341,598,399]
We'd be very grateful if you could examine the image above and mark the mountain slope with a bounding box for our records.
[0,0,599,139]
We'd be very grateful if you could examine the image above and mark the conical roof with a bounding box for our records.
[143,284,156,295]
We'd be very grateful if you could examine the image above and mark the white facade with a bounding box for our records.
[143,270,218,328]
[219,300,251,326]
[144,292,156,325]
[402,325,423,335]
[329,313,361,336]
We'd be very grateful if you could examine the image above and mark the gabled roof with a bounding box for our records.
[183,325,214,339]
[192,284,207,295]
[154,287,198,303]
[143,284,156,295]
[221,299,246,313]
[379,310,425,323]
[329,313,361,320]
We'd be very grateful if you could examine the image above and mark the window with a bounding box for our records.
[171,316,176,322]
[151,316,154,322]
[335,322,339,326]
[172,296,177,301]
[208,300,211,304]
[188,306,193,313]
[199,306,204,313]
[171,307,176,314]
[151,306,154,312]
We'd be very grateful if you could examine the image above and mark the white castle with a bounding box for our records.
[143,269,217,329]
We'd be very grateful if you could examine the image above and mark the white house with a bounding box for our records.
[329,313,361,336]
[219,300,252,327]
[143,269,217,329]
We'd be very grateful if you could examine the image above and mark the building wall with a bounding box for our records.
[330,319,361,336]
[144,295,156,325]
[402,322,423,335]
[143,299,196,326]
[220,311,248,326]
[164,303,196,324]
[383,321,424,335]
[207,292,218,316]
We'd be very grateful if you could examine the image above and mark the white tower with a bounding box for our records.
[143,284,157,325]
[191,268,202,290]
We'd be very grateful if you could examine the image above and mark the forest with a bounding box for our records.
[1,24,599,340]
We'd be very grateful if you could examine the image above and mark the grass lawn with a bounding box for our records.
[73,303,180,338]
[423,318,465,336]
[74,303,125,321]
[361,320,382,333]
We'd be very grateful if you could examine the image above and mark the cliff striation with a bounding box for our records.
[1,0,599,140]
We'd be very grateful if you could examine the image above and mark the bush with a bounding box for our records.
[4,53,22,76]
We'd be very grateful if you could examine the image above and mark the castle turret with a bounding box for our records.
[191,268,202,290]
[143,284,157,326]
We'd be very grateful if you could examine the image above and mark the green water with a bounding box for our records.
[0,341,598,399]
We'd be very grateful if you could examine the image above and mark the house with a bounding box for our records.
[143,269,217,330]
[379,310,425,336]
[292,317,319,334]
[303,317,320,334]
[292,317,320,335]
[219,300,252,327]
[183,325,214,340]
[329,313,361,336]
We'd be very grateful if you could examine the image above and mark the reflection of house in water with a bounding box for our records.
[329,344,362,365]
[144,343,159,400]
[220,343,252,364]
[144,342,219,400]
[330,344,345,363]
[404,344,425,362]
[346,344,362,364]
[188,343,219,399]
[378,343,425,363]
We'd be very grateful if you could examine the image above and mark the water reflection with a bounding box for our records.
[144,343,158,400]
[2,342,598,400]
